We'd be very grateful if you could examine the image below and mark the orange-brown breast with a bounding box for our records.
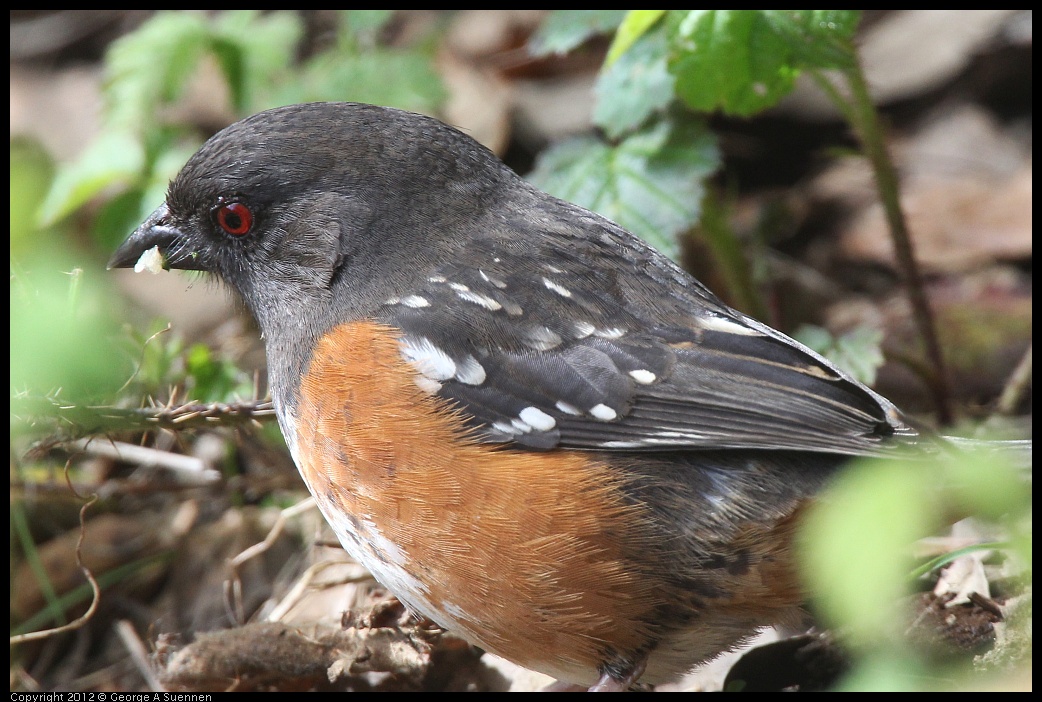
[293,320,663,683]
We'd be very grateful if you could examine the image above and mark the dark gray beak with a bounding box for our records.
[108,203,207,271]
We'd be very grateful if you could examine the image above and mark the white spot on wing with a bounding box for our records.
[594,327,626,339]
[479,269,507,289]
[600,440,645,448]
[501,299,524,316]
[522,326,562,350]
[493,421,519,435]
[399,336,456,381]
[510,418,533,433]
[455,355,486,385]
[400,295,430,308]
[589,404,618,421]
[428,275,447,283]
[573,321,596,338]
[699,315,761,336]
[628,369,656,384]
[543,277,573,298]
[519,406,556,431]
[455,288,502,311]
[555,400,582,416]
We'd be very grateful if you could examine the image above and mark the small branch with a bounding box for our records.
[12,396,276,441]
[67,437,220,484]
[995,344,1032,416]
[116,619,166,692]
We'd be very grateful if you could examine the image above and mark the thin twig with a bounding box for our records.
[115,619,165,692]
[844,62,952,422]
[995,344,1032,416]
[10,483,101,645]
[13,396,276,444]
[66,437,221,484]
[809,64,953,423]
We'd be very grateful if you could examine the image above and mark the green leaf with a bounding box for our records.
[667,10,860,116]
[594,27,675,138]
[340,9,396,43]
[798,455,935,649]
[185,343,255,403]
[794,324,884,386]
[669,10,796,116]
[37,131,145,227]
[10,260,127,401]
[759,10,860,69]
[289,50,446,116]
[103,12,210,130]
[212,10,303,112]
[10,138,55,253]
[530,10,627,56]
[605,10,666,66]
[529,118,718,261]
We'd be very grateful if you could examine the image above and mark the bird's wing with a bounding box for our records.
[376,223,915,457]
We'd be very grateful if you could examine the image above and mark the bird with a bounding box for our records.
[109,101,926,690]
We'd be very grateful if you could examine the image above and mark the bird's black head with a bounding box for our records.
[109,102,513,335]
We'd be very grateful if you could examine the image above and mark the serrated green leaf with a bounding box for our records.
[667,10,861,116]
[759,10,860,69]
[594,28,674,138]
[213,10,303,112]
[290,51,445,116]
[103,12,210,130]
[37,131,145,227]
[669,10,798,116]
[529,118,718,261]
[605,10,666,66]
[530,10,627,56]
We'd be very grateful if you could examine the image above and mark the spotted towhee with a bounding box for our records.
[110,102,928,690]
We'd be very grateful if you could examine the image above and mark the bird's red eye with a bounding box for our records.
[215,201,253,236]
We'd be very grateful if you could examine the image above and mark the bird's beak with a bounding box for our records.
[108,203,207,271]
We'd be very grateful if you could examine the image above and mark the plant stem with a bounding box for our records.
[812,63,953,424]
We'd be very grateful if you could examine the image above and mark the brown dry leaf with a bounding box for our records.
[840,168,1031,272]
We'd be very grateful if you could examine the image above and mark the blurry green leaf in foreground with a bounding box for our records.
[11,261,127,404]
[799,455,933,648]
[528,118,718,262]
[36,131,145,228]
[11,138,55,251]
[12,138,127,404]
[798,441,1030,687]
